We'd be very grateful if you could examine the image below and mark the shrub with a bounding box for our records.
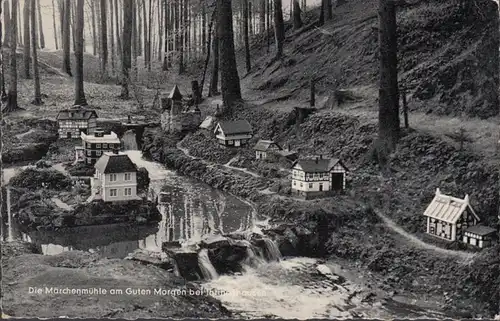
[10,168,73,191]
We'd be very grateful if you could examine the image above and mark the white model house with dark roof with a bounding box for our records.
[214,120,253,147]
[423,188,496,248]
[56,105,98,138]
[90,151,141,202]
[253,139,298,162]
[291,156,348,199]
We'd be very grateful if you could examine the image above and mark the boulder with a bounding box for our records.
[126,249,175,271]
[207,240,249,274]
[199,234,231,249]
[164,247,203,281]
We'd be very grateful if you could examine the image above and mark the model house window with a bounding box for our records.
[96,144,101,148]
[124,188,132,196]
[110,174,117,181]
[103,144,108,148]
[87,143,91,148]
[110,189,117,197]
[300,183,303,187]
[96,150,102,156]
[228,140,234,145]
[309,183,313,188]
[87,150,91,156]
[124,173,131,181]
[293,181,296,186]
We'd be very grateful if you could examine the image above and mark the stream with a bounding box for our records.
[2,148,449,319]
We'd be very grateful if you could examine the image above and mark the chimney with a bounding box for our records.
[127,115,132,123]
[315,156,319,164]
[287,144,291,151]
[319,154,323,160]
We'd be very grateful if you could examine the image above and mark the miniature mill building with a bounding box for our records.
[161,85,201,133]
[56,105,98,138]
[214,120,253,147]
[77,128,122,165]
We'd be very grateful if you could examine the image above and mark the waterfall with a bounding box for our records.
[198,249,219,280]
[263,238,282,261]
[245,244,266,268]
[122,130,138,150]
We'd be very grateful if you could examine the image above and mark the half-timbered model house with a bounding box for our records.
[214,120,253,147]
[291,156,348,200]
[90,151,141,202]
[56,105,98,138]
[422,188,496,247]
[80,128,122,165]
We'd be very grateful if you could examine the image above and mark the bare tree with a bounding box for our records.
[217,0,241,110]
[293,0,302,29]
[16,0,21,45]
[200,7,216,96]
[36,0,44,48]
[376,0,400,159]
[30,0,42,105]
[137,0,142,56]
[243,0,251,72]
[109,0,115,73]
[162,0,169,70]
[74,0,87,105]
[120,0,133,99]
[326,0,333,20]
[90,0,97,55]
[208,4,219,97]
[22,0,30,79]
[273,0,284,59]
[178,0,185,74]
[51,0,58,49]
[132,0,138,78]
[114,0,121,61]
[3,0,9,47]
[100,0,108,77]
[0,0,6,98]
[147,0,152,70]
[62,0,72,75]
[4,0,18,112]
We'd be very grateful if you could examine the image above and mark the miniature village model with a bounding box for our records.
[291,156,348,200]
[56,105,98,138]
[213,120,253,147]
[423,188,497,248]
[161,85,201,133]
[75,128,121,165]
[89,151,141,202]
[253,139,297,162]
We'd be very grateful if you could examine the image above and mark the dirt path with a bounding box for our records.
[224,156,261,178]
[374,209,475,262]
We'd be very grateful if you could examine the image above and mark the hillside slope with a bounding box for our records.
[241,0,499,118]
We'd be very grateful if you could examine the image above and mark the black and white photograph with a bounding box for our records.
[1,0,500,319]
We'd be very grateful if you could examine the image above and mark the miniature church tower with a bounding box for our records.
[169,85,183,116]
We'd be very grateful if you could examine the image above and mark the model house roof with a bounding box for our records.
[81,131,121,144]
[291,158,347,173]
[422,188,480,224]
[56,106,98,120]
[253,139,282,152]
[168,85,183,100]
[214,120,253,135]
[199,116,216,130]
[465,225,497,236]
[94,152,138,174]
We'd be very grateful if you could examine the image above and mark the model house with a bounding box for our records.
[56,105,98,138]
[253,139,298,162]
[79,129,121,164]
[161,85,201,133]
[291,156,348,199]
[214,120,253,147]
[90,151,141,202]
[199,116,216,137]
[423,188,496,248]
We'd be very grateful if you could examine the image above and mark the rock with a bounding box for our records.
[200,234,231,249]
[126,249,175,270]
[164,247,203,281]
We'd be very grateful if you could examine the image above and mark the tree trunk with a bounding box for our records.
[36,0,44,48]
[178,0,184,74]
[90,0,97,55]
[337,0,346,6]
[142,0,146,65]
[273,0,284,59]
[377,0,400,157]
[132,0,137,79]
[121,0,132,99]
[71,1,77,52]
[5,0,18,111]
[0,0,6,98]
[158,0,163,62]
[3,0,9,47]
[16,0,21,45]
[243,0,251,72]
[51,0,58,49]
[200,7,215,96]
[201,3,206,54]
[326,0,333,20]
[217,0,241,109]
[137,0,142,56]
[147,0,152,70]
[184,0,189,65]
[162,0,169,70]
[74,0,87,105]
[109,0,115,73]
[100,0,108,77]
[22,0,30,79]
[318,0,325,26]
[249,1,253,35]
[30,0,41,104]
[114,0,121,62]
[259,0,265,33]
[266,0,270,52]
[293,0,302,29]
[208,6,219,97]
[62,0,71,75]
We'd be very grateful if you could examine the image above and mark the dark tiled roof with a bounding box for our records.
[465,225,497,236]
[95,153,138,174]
[216,120,253,135]
[291,158,347,172]
[56,107,98,120]
[253,139,282,151]
[168,85,183,100]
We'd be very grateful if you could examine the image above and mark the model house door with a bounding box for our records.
[319,183,323,191]
[235,140,241,147]
[331,173,344,190]
[67,132,72,138]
